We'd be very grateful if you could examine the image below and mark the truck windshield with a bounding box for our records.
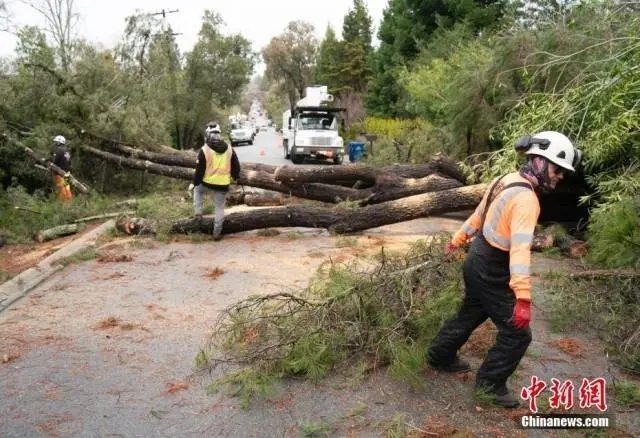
[297,115,336,130]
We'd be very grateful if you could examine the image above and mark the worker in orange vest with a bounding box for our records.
[51,135,73,203]
[188,122,240,241]
[426,131,583,408]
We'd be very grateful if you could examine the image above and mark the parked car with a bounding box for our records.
[229,125,254,146]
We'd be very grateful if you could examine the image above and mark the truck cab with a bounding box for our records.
[282,86,345,165]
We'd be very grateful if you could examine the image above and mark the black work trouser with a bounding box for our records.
[427,235,532,392]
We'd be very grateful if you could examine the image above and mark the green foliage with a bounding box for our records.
[366,0,508,117]
[401,37,498,157]
[0,186,117,243]
[359,117,447,166]
[614,380,640,408]
[196,236,465,407]
[262,20,318,108]
[586,196,640,269]
[0,185,193,244]
[545,272,640,373]
[475,5,640,267]
[1,7,255,194]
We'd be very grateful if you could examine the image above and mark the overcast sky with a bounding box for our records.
[0,0,388,74]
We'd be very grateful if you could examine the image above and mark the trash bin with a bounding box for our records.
[348,141,366,162]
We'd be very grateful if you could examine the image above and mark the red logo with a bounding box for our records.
[521,376,608,413]
[520,375,547,413]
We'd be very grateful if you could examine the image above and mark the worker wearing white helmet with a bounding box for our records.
[426,130,582,409]
[52,135,73,202]
[188,122,241,241]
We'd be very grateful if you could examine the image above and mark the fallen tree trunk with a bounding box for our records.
[274,157,466,187]
[79,144,464,205]
[379,158,466,182]
[530,228,588,258]
[110,143,198,168]
[171,184,487,235]
[555,234,588,258]
[93,140,465,186]
[78,144,194,180]
[35,223,80,242]
[22,144,90,194]
[115,216,157,235]
[245,192,290,207]
[108,142,279,174]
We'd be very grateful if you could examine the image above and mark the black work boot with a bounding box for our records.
[475,382,521,408]
[427,355,471,373]
[213,226,222,241]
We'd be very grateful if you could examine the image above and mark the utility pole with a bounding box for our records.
[148,9,182,36]
[149,8,179,18]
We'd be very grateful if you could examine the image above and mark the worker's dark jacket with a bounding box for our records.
[192,139,240,192]
[52,145,71,172]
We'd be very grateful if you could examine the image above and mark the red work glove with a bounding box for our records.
[444,242,458,257]
[512,299,531,329]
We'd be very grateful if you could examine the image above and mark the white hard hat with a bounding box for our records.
[205,123,221,136]
[53,135,66,145]
[524,131,581,172]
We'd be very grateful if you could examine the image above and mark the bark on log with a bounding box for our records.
[99,142,465,187]
[111,142,279,174]
[170,184,488,236]
[22,144,90,193]
[380,156,467,183]
[531,233,554,252]
[273,157,467,187]
[245,192,289,207]
[78,144,194,180]
[530,228,588,258]
[35,223,80,242]
[111,143,198,168]
[80,145,465,205]
[115,216,157,235]
[555,234,588,258]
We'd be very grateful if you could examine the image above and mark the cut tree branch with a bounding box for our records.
[22,143,90,193]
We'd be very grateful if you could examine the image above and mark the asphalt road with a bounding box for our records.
[233,127,352,167]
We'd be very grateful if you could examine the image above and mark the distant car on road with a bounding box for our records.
[229,124,254,146]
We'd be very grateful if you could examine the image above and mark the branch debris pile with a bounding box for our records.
[194,235,466,407]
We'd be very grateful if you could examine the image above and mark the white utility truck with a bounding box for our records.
[282,86,345,164]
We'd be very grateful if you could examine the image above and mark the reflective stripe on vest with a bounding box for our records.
[202,145,232,186]
[480,179,535,251]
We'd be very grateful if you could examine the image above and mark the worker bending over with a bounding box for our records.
[426,131,583,408]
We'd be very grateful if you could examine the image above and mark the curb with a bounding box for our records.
[0,219,116,315]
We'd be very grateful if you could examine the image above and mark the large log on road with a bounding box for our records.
[110,143,198,168]
[79,144,195,180]
[274,157,466,187]
[170,184,487,235]
[79,144,465,205]
[108,143,280,175]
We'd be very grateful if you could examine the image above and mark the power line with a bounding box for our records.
[149,9,179,18]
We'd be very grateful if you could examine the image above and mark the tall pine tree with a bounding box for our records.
[340,0,374,93]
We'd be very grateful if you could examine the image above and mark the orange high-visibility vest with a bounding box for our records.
[202,145,232,186]
[452,171,539,301]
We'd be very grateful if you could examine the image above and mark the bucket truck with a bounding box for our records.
[282,86,345,164]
